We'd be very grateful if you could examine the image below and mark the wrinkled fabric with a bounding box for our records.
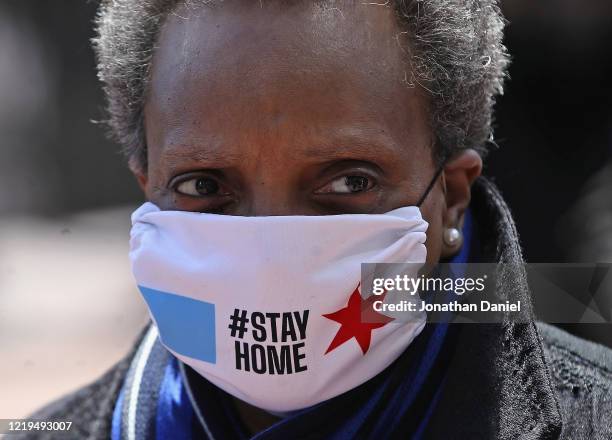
[129,202,428,412]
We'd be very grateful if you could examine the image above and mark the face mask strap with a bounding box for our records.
[416,160,447,207]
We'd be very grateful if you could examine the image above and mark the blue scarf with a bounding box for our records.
[113,211,472,440]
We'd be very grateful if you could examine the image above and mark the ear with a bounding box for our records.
[128,156,148,194]
[440,149,482,258]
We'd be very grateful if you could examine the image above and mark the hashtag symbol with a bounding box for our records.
[228,308,249,339]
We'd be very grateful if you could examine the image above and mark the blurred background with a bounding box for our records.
[1,0,611,418]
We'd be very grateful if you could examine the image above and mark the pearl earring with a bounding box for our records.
[443,227,461,246]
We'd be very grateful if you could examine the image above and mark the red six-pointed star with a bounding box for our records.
[323,284,394,355]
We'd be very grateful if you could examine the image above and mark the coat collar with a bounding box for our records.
[424,177,562,440]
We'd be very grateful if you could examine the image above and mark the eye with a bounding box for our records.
[315,175,375,194]
[175,177,225,197]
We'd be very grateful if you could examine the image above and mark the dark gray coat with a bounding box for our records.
[16,179,612,439]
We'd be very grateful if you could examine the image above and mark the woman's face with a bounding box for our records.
[139,1,481,264]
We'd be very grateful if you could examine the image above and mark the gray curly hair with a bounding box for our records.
[93,0,509,172]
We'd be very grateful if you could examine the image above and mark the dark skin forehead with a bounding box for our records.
[144,0,437,214]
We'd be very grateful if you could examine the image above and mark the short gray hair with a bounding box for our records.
[93,0,509,172]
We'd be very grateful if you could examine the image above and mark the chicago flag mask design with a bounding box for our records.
[129,202,428,412]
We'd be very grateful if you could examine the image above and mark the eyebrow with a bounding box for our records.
[160,141,244,168]
[159,124,409,168]
[300,126,405,162]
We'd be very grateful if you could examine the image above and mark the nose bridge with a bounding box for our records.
[246,198,295,217]
[236,134,308,216]
[243,175,303,215]
[239,163,300,217]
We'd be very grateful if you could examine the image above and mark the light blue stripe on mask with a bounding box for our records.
[139,286,217,364]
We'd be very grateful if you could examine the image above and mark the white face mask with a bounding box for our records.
[129,202,428,412]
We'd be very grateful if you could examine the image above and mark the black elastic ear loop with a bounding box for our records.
[416,160,447,207]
